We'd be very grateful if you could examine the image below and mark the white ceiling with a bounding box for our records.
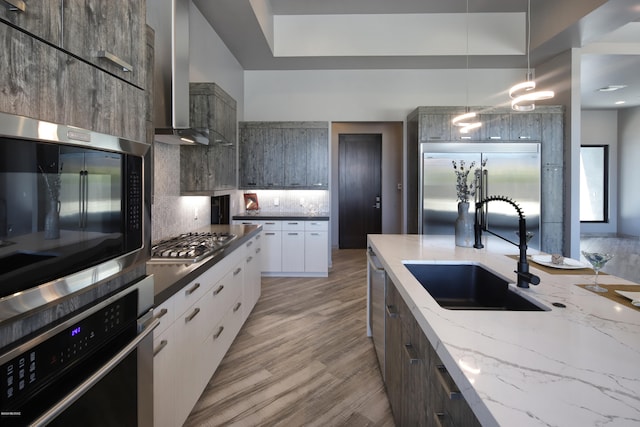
[192,0,640,109]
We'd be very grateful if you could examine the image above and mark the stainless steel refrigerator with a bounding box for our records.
[420,142,540,249]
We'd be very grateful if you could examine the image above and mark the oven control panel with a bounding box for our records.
[0,290,138,411]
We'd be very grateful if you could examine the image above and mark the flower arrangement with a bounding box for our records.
[452,159,486,203]
[38,164,61,201]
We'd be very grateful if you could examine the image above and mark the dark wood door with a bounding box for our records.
[338,134,382,249]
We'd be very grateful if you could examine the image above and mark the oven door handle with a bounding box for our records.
[30,317,161,427]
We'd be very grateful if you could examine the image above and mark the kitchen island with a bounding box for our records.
[368,234,640,427]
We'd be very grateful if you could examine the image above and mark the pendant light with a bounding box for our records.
[509,0,554,111]
[452,0,481,133]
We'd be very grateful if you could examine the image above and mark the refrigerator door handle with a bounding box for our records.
[482,169,489,228]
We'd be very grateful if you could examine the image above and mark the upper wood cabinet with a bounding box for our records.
[0,0,62,44]
[510,112,542,141]
[181,83,238,194]
[62,0,146,88]
[239,121,329,190]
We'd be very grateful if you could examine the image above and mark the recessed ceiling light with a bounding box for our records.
[615,100,626,105]
[597,85,627,92]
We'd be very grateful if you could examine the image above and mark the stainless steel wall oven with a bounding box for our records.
[0,112,151,320]
[0,275,157,426]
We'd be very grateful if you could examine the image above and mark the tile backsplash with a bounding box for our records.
[151,143,212,243]
[236,190,329,215]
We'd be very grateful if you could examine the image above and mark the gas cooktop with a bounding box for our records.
[149,232,237,263]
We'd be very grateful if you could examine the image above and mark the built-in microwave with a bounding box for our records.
[0,112,151,321]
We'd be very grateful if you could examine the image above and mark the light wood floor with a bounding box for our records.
[184,249,395,427]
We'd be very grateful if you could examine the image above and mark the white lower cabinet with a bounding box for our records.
[152,232,262,427]
[243,235,262,320]
[232,218,329,276]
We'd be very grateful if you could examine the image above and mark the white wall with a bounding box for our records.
[243,69,526,122]
[618,106,640,237]
[580,110,618,234]
[190,3,245,119]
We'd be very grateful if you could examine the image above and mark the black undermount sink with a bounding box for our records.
[404,262,548,311]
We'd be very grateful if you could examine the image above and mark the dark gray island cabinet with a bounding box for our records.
[239,121,329,189]
[385,278,481,427]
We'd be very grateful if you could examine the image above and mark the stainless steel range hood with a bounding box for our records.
[147,0,208,145]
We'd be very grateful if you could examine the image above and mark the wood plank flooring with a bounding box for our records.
[184,249,395,427]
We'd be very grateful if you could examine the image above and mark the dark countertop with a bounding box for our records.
[147,224,262,306]
[233,213,329,221]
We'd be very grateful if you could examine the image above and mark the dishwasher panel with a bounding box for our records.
[367,247,386,379]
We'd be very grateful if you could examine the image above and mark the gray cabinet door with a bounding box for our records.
[239,126,265,188]
[0,0,62,44]
[283,128,306,187]
[62,0,146,87]
[510,113,541,141]
[419,114,452,141]
[263,128,284,187]
[481,113,511,140]
[306,128,329,188]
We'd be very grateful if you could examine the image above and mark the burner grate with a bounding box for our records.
[150,232,236,263]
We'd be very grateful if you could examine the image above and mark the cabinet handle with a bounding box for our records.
[518,135,531,140]
[403,344,420,365]
[233,302,242,312]
[247,255,253,263]
[310,233,319,236]
[246,182,257,186]
[433,412,447,427]
[213,326,224,340]
[255,248,261,254]
[153,308,168,321]
[435,365,462,400]
[185,282,201,295]
[97,50,133,72]
[246,241,253,247]
[288,232,298,236]
[266,232,276,236]
[185,307,201,323]
[153,339,168,357]
[488,136,502,140]
[288,222,299,225]
[242,222,252,225]
[385,304,399,319]
[213,285,224,296]
[233,267,242,276]
[265,222,276,225]
[2,0,25,12]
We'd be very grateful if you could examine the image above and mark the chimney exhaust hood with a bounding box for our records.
[147,0,208,145]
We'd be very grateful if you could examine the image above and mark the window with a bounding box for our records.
[580,145,608,222]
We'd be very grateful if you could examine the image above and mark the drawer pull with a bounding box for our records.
[213,326,224,340]
[242,222,252,225]
[97,50,133,72]
[266,232,276,236]
[288,232,298,236]
[213,285,224,296]
[385,304,399,319]
[265,222,276,225]
[185,282,201,295]
[233,267,242,276]
[433,412,446,427]
[185,307,200,323]
[153,339,168,357]
[233,302,242,312]
[2,0,25,12]
[255,248,261,254]
[153,308,168,320]
[435,365,462,400]
[246,241,253,247]
[403,344,420,365]
[247,256,253,263]
[288,222,299,225]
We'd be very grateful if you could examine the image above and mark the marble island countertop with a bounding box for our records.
[368,234,640,427]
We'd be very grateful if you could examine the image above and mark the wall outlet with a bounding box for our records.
[194,207,198,220]
[299,198,305,206]
[274,197,279,206]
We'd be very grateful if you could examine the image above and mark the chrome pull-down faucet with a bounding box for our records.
[473,195,540,288]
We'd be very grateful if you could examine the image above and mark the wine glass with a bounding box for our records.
[581,251,613,293]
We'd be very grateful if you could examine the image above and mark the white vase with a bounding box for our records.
[455,201,473,247]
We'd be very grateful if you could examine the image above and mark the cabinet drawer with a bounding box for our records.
[262,220,282,231]
[282,220,305,231]
[173,267,216,316]
[206,261,244,331]
[305,220,328,231]
[153,297,175,337]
